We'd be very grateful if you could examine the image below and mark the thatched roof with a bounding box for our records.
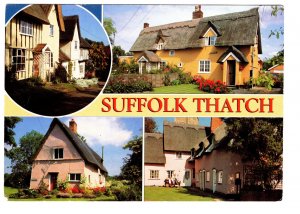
[22,5,50,24]
[80,37,91,49]
[130,8,262,54]
[60,15,81,43]
[59,49,70,62]
[137,51,161,62]
[163,121,208,152]
[21,5,65,31]
[33,118,107,174]
[144,133,166,164]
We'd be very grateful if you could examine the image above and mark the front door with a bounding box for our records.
[227,60,236,85]
[183,170,191,186]
[49,173,58,191]
[212,169,217,193]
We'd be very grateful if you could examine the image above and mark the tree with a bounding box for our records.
[224,118,283,190]
[120,136,142,187]
[112,45,125,65]
[145,117,158,133]
[269,6,284,39]
[85,38,111,81]
[4,117,22,156]
[103,17,117,45]
[6,130,44,188]
[263,50,284,70]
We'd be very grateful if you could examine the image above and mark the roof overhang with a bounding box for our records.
[137,56,149,62]
[217,46,249,63]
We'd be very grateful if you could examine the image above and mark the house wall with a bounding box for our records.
[195,150,244,195]
[5,16,43,80]
[70,24,82,79]
[30,124,85,190]
[144,164,166,186]
[41,5,60,74]
[133,44,260,85]
[84,164,105,187]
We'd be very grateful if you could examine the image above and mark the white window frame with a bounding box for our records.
[49,25,54,36]
[53,148,64,159]
[150,170,159,179]
[69,173,81,182]
[217,170,223,184]
[11,48,26,72]
[169,50,175,56]
[20,20,33,36]
[198,60,211,73]
[206,171,210,182]
[157,43,164,50]
[167,170,174,178]
[209,36,217,46]
[177,62,183,68]
[176,152,182,159]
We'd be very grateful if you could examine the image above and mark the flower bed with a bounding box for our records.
[193,76,228,93]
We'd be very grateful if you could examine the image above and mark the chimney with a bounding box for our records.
[144,23,149,29]
[192,5,203,19]
[69,119,77,134]
[210,118,223,133]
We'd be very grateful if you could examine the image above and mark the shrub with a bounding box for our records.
[272,74,283,88]
[104,79,152,93]
[163,73,171,86]
[26,76,45,87]
[253,72,274,90]
[38,181,49,195]
[53,64,68,83]
[194,76,228,93]
[149,69,163,74]
[57,178,69,192]
[171,79,181,86]
[91,186,106,197]
[112,184,142,201]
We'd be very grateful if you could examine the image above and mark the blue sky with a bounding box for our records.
[62,5,109,45]
[104,5,284,60]
[4,117,142,176]
[153,117,211,133]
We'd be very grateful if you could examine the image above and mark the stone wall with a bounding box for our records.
[109,73,179,88]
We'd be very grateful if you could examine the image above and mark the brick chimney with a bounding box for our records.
[210,118,223,133]
[144,23,149,29]
[69,119,77,134]
[192,5,203,19]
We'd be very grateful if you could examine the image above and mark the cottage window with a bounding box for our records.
[20,20,33,36]
[217,170,223,184]
[177,62,183,68]
[176,152,182,159]
[157,43,164,50]
[209,36,217,46]
[75,41,78,50]
[53,148,63,159]
[11,48,26,72]
[206,171,210,182]
[49,25,54,36]
[150,170,159,179]
[169,50,175,56]
[199,60,210,73]
[160,60,167,69]
[80,64,84,73]
[69,173,81,182]
[167,170,174,178]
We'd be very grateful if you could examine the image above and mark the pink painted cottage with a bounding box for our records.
[30,118,107,190]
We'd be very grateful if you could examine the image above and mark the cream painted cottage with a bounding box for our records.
[30,118,107,190]
[5,4,65,80]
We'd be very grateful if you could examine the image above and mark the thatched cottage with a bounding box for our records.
[130,6,262,86]
[30,118,107,190]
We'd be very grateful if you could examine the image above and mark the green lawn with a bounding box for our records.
[144,186,216,201]
[148,84,205,94]
[4,186,115,201]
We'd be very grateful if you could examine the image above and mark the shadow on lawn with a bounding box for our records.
[176,187,226,201]
[5,79,102,116]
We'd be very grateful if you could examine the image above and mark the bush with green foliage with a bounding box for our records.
[253,72,274,90]
[272,74,283,88]
[52,64,68,83]
[104,79,152,93]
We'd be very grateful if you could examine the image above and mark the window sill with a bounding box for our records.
[20,33,33,37]
[198,72,210,74]
[69,180,80,183]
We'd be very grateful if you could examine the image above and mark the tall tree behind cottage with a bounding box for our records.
[4,117,22,156]
[224,118,283,190]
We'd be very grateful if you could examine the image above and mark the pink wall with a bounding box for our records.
[195,150,244,194]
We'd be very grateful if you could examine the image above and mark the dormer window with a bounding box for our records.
[205,36,217,46]
[157,43,164,50]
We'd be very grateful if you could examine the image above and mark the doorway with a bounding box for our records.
[227,60,236,85]
[49,173,58,191]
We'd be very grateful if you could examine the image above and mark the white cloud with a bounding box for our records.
[64,117,133,147]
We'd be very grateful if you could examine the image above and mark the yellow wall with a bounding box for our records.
[133,44,260,85]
